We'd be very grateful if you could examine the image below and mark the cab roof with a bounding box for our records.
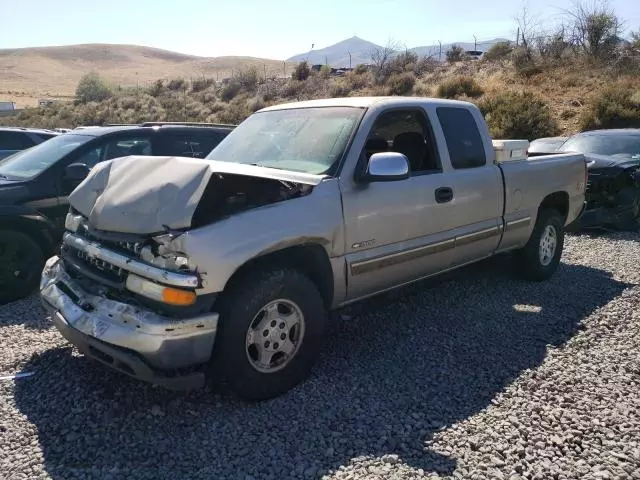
[258,96,476,112]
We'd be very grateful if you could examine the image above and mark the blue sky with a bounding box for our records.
[0,0,637,59]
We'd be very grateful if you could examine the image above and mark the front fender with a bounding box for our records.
[0,206,60,255]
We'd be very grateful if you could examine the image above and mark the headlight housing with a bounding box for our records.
[64,212,83,232]
[140,234,191,272]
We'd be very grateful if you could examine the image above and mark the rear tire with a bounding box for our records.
[211,268,327,401]
[0,230,45,303]
[514,209,565,281]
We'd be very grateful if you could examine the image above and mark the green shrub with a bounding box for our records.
[220,81,241,101]
[580,85,640,130]
[329,80,352,98]
[167,78,187,91]
[344,70,370,91]
[235,67,259,91]
[446,45,465,63]
[292,61,311,81]
[512,47,542,77]
[483,41,513,62]
[436,76,484,99]
[386,72,415,95]
[191,77,215,93]
[478,91,559,140]
[354,64,369,75]
[75,72,113,103]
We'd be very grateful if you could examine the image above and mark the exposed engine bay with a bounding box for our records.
[191,172,313,228]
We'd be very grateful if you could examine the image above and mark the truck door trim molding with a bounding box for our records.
[504,216,531,231]
[349,238,456,275]
[349,223,505,276]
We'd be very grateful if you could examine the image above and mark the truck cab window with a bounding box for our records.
[436,107,487,169]
[364,109,440,173]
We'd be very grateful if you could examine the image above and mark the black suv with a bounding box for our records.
[0,127,59,160]
[0,122,235,302]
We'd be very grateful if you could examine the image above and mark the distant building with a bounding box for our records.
[0,101,16,111]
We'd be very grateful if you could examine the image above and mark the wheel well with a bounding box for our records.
[539,191,569,221]
[0,217,56,257]
[224,244,335,309]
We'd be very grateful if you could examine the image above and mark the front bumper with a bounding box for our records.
[40,256,219,390]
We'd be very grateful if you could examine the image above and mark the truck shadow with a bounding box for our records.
[12,257,630,479]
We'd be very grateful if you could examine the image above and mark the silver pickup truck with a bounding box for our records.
[40,97,587,400]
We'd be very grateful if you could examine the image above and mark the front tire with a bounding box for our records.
[514,209,565,281]
[0,230,45,303]
[610,187,640,231]
[212,268,327,401]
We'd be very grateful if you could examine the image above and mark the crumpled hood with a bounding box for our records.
[69,155,326,234]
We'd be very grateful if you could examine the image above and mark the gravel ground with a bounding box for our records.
[1,231,639,480]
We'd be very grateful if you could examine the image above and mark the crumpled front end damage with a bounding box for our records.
[41,155,322,388]
[576,160,640,230]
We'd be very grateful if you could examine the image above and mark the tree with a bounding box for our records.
[75,72,113,103]
[514,2,541,62]
[370,38,401,83]
[564,0,622,59]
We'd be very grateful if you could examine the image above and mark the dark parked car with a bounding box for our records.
[0,122,235,302]
[0,127,59,160]
[552,129,640,231]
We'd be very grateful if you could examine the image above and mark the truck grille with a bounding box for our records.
[63,245,127,286]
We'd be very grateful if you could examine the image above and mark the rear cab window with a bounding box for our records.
[436,107,487,169]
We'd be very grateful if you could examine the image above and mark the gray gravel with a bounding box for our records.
[1,231,640,480]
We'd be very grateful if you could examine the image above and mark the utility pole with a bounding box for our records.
[438,41,442,61]
[348,51,351,69]
[516,27,520,46]
[473,35,477,51]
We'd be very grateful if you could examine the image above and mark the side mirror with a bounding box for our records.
[362,152,410,182]
[64,163,90,183]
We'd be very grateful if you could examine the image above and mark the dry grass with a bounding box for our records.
[0,44,295,108]
[2,50,639,140]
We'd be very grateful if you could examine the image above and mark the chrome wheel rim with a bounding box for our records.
[245,299,305,373]
[539,224,557,267]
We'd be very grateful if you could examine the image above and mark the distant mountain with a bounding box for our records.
[287,36,513,68]
[286,37,385,68]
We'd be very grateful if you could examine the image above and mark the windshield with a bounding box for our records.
[205,106,364,175]
[558,133,640,159]
[0,133,94,180]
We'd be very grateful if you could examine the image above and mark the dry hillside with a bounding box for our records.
[0,44,295,108]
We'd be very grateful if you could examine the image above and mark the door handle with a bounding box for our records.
[435,187,453,204]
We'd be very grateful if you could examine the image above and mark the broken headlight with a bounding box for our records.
[140,234,191,272]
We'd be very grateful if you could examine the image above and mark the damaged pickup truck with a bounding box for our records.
[40,97,587,401]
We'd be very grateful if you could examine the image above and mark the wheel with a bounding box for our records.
[610,187,640,231]
[212,268,327,401]
[0,229,46,303]
[514,209,565,281]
